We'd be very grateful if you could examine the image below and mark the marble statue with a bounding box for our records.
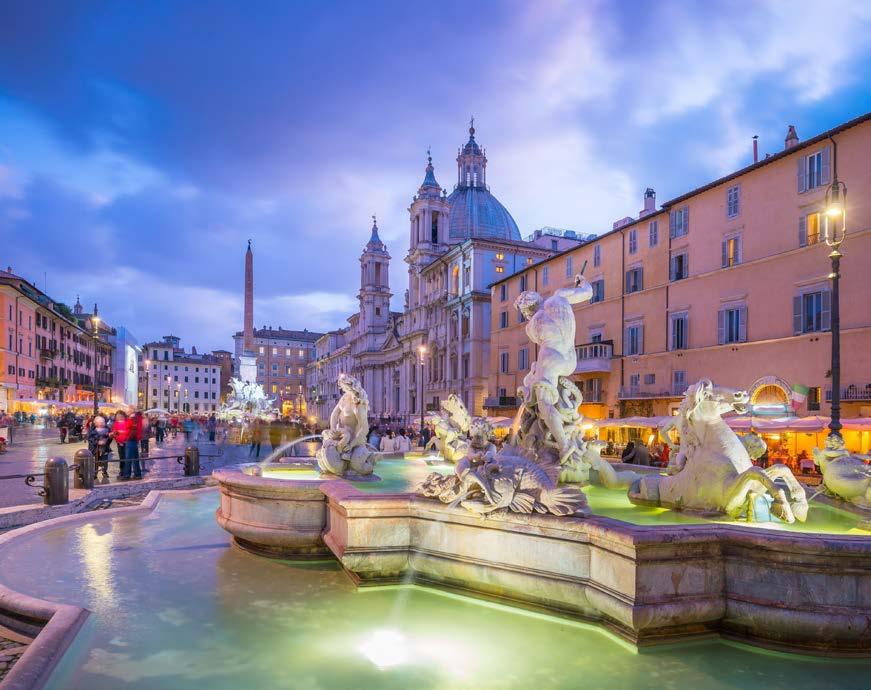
[222,376,275,419]
[629,379,809,523]
[425,394,472,463]
[316,374,375,476]
[813,434,871,509]
[419,452,587,517]
[511,274,593,470]
[740,432,768,462]
[569,439,640,489]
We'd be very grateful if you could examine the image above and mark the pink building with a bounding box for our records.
[488,113,871,426]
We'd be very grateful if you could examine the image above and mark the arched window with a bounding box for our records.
[466,171,471,186]
[473,171,478,187]
[452,265,460,295]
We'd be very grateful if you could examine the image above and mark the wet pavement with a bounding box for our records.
[0,426,259,508]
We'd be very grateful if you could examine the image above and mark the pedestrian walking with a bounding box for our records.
[207,414,217,442]
[127,411,144,479]
[110,411,131,478]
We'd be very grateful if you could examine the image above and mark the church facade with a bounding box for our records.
[306,124,578,424]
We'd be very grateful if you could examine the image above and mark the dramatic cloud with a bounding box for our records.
[0,0,869,350]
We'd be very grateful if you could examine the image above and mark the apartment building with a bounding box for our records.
[488,113,871,420]
[139,336,224,414]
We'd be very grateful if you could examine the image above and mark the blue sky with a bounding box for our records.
[1,0,869,351]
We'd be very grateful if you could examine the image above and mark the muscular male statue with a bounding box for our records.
[514,274,593,462]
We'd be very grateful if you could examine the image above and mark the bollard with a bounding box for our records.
[73,449,95,490]
[184,446,200,476]
[43,457,70,506]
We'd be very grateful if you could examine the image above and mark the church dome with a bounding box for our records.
[446,186,521,241]
[445,120,521,241]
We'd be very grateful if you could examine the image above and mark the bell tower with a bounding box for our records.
[359,216,391,337]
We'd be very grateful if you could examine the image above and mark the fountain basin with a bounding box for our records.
[213,461,871,656]
[214,463,335,558]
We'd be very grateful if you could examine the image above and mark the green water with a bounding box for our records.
[582,485,871,535]
[0,491,867,690]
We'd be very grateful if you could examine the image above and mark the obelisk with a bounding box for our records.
[240,240,257,384]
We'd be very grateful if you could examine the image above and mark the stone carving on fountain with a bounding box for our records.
[221,353,275,418]
[629,379,809,523]
[425,394,473,463]
[813,434,871,509]
[316,374,376,477]
[419,276,602,516]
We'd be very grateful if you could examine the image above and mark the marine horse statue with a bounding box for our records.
[629,379,809,523]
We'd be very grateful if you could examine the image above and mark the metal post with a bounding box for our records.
[74,449,95,490]
[418,357,424,433]
[829,248,842,438]
[44,457,69,505]
[184,445,200,476]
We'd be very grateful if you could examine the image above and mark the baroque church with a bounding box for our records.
[306,123,579,423]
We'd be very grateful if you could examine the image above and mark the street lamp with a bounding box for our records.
[92,316,100,417]
[824,174,848,442]
[144,359,151,411]
[417,345,427,433]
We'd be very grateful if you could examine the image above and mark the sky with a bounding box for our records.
[1,0,869,352]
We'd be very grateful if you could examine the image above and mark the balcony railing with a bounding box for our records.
[619,385,687,400]
[825,384,871,402]
[484,396,518,408]
[39,347,58,359]
[575,341,613,374]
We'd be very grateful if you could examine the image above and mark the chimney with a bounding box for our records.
[785,125,799,150]
[752,135,759,163]
[639,187,656,218]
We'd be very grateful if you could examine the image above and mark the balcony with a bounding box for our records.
[575,341,613,374]
[619,385,687,400]
[484,396,518,408]
[826,384,871,402]
[39,347,58,360]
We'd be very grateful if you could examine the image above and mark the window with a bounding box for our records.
[644,373,656,385]
[722,236,742,267]
[673,370,687,393]
[670,313,688,350]
[625,267,643,293]
[628,229,637,254]
[496,252,505,260]
[462,354,469,378]
[519,348,528,370]
[495,266,504,273]
[670,251,688,281]
[590,279,605,303]
[499,284,507,301]
[624,324,643,355]
[593,245,601,267]
[431,211,439,243]
[799,212,821,246]
[298,349,304,357]
[629,373,640,389]
[499,311,508,328]
[519,275,528,291]
[566,256,573,277]
[798,149,830,192]
[727,185,740,218]
[793,290,831,334]
[259,346,264,354]
[375,307,381,316]
[551,239,558,251]
[542,266,549,286]
[526,257,533,265]
[286,348,292,356]
[499,351,509,373]
[807,387,821,411]
[649,221,658,247]
[718,306,747,344]
[669,206,689,238]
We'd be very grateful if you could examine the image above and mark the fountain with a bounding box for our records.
[219,351,276,420]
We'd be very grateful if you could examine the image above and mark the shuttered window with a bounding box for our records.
[590,279,605,303]
[628,229,637,254]
[593,245,601,267]
[648,221,658,247]
[669,206,689,238]
[721,237,742,267]
[799,212,821,247]
[793,291,831,334]
[670,313,688,350]
[797,146,831,193]
[726,185,740,218]
[499,351,509,373]
[669,252,688,281]
[717,306,747,344]
[624,324,644,355]
[625,267,643,293]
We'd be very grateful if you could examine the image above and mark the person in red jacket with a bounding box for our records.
[127,411,144,480]
[110,411,131,478]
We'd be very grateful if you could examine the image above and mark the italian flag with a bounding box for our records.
[791,383,809,411]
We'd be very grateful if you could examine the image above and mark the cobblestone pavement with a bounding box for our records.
[0,628,33,682]
[0,426,259,508]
